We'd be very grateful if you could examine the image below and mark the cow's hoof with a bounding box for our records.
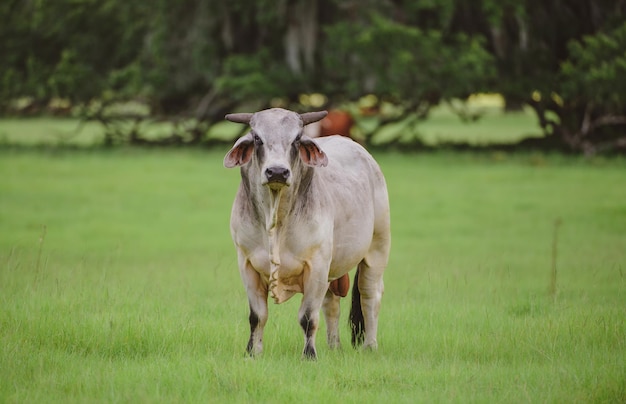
[302,346,317,360]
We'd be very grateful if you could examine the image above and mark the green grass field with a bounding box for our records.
[1,144,625,401]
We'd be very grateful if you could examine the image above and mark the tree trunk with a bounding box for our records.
[285,0,318,74]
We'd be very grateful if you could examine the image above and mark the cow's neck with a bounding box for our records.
[242,167,315,261]
[258,169,313,233]
[248,168,314,304]
[264,174,310,251]
[266,187,285,266]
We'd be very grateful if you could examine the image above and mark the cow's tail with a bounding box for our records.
[349,268,365,347]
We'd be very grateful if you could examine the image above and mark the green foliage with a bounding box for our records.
[216,50,298,103]
[47,50,100,99]
[1,0,625,152]
[323,12,494,105]
[134,0,222,104]
[561,22,626,108]
[0,0,148,104]
[106,62,148,99]
[473,0,626,152]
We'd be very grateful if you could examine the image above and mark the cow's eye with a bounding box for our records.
[294,132,303,143]
[252,133,263,145]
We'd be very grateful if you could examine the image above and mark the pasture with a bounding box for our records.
[1,145,625,402]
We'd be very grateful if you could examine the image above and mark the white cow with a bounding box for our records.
[223,108,390,359]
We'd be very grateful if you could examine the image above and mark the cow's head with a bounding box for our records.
[224,108,328,189]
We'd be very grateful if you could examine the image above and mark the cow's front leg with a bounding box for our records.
[240,258,268,357]
[298,260,331,360]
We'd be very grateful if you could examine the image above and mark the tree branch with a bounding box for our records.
[580,103,592,137]
[590,115,626,131]
[582,136,626,156]
[527,100,559,135]
[194,89,218,121]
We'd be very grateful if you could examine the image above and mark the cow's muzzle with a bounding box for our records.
[264,166,290,186]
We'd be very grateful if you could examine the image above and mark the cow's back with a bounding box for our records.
[314,135,387,204]
[312,136,390,275]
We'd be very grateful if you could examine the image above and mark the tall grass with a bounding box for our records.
[1,148,625,402]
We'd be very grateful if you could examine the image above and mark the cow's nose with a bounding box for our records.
[265,166,290,183]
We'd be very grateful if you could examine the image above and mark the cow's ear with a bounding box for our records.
[224,133,254,168]
[298,136,328,167]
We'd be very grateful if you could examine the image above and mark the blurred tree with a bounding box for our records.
[0,0,149,108]
[549,21,626,154]
[321,2,495,144]
[1,0,625,152]
[464,0,626,153]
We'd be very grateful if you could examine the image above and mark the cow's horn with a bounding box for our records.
[300,111,328,125]
[225,113,253,124]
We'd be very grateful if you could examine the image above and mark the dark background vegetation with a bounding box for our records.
[1,0,625,154]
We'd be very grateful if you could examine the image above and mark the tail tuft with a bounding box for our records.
[349,268,365,347]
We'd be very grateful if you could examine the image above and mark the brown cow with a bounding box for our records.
[304,109,354,140]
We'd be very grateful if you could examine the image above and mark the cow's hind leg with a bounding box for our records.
[351,235,389,350]
[322,289,341,349]
[354,259,384,350]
